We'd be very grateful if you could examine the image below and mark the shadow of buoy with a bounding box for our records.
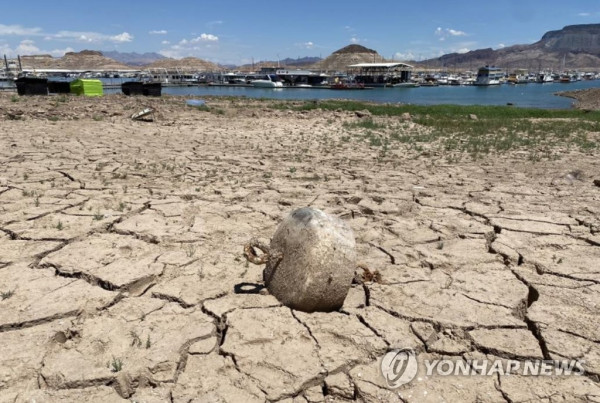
[234,282,265,294]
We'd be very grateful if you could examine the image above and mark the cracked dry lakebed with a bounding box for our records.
[0,93,599,402]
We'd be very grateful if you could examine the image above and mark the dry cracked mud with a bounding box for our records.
[0,93,599,402]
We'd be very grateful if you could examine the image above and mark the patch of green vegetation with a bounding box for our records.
[130,331,142,348]
[1,290,15,300]
[282,100,599,156]
[191,105,210,112]
[109,357,123,372]
[342,118,386,131]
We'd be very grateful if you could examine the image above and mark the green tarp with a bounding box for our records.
[70,79,103,96]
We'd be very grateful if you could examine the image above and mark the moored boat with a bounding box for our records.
[251,74,283,88]
[474,66,503,86]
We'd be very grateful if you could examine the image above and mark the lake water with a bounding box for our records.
[3,78,598,109]
[126,80,600,109]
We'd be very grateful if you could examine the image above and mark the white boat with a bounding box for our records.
[536,71,554,83]
[474,66,503,86]
[252,74,283,88]
[393,82,420,88]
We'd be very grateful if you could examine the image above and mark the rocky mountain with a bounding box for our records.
[145,57,220,71]
[418,24,600,70]
[280,56,322,67]
[312,44,386,72]
[234,56,321,72]
[101,51,166,66]
[20,50,133,70]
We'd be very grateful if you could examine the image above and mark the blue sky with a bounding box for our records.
[1,1,598,64]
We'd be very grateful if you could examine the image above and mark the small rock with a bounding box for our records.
[593,179,600,187]
[114,372,134,398]
[469,114,478,120]
[401,112,411,121]
[355,109,372,118]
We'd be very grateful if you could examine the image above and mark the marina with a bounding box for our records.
[1,61,599,109]
[1,74,598,108]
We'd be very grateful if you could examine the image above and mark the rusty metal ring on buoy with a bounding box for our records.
[243,238,270,265]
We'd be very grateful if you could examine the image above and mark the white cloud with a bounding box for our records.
[190,33,218,42]
[49,46,74,57]
[16,39,39,54]
[394,51,415,60]
[0,24,43,36]
[0,39,74,57]
[303,41,314,49]
[350,36,359,43]
[497,43,506,48]
[435,27,468,41]
[54,30,133,43]
[456,48,470,54]
[206,20,223,29]
[0,25,134,45]
[448,29,467,37]
[577,12,591,16]
[110,32,133,42]
[161,34,220,59]
[149,30,168,35]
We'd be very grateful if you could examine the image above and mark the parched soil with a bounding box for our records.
[0,93,599,402]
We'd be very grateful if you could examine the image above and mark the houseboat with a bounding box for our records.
[275,69,329,87]
[347,62,413,87]
[474,66,503,86]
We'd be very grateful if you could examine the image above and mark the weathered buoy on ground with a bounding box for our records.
[244,207,356,312]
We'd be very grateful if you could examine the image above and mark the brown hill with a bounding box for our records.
[419,24,600,70]
[312,44,387,71]
[20,50,134,70]
[145,57,220,72]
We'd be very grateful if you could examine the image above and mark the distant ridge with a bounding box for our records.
[236,56,322,71]
[20,50,132,70]
[145,57,220,71]
[102,51,166,66]
[417,24,600,70]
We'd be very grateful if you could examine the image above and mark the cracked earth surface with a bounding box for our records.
[0,93,599,402]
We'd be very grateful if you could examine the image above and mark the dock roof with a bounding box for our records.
[348,62,413,69]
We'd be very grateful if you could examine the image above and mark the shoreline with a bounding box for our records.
[556,87,600,110]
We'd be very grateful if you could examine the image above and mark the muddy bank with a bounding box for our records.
[557,87,600,110]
